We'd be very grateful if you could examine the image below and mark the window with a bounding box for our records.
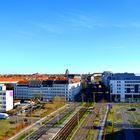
[126,88,131,93]
[135,85,139,93]
[2,106,6,108]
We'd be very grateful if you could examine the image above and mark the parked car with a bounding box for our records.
[128,108,136,111]
[0,113,9,120]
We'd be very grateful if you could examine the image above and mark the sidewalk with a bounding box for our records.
[98,105,109,140]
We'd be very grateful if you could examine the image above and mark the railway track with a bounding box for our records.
[52,103,89,140]
[24,103,78,140]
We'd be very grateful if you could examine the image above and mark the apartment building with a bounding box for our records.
[110,73,140,102]
[0,84,13,112]
[15,78,81,101]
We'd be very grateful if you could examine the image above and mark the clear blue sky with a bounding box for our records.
[0,0,140,74]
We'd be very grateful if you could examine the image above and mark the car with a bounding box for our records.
[0,113,9,120]
[128,108,136,111]
[107,121,112,126]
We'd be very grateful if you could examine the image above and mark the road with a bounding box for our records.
[72,103,104,140]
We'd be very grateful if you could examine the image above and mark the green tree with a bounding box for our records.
[53,96,65,108]
[32,93,43,102]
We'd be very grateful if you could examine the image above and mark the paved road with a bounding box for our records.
[72,103,103,140]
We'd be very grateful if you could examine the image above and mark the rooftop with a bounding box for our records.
[110,73,140,80]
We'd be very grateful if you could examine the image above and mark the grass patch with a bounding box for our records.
[16,130,33,140]
[53,110,74,127]
[87,129,94,140]
[80,102,86,106]
[0,120,12,137]
[105,108,115,136]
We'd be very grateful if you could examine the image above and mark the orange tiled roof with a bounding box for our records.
[0,76,80,84]
[0,78,22,83]
[71,78,80,83]
[17,80,29,85]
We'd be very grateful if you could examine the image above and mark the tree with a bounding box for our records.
[81,80,88,89]
[53,96,66,108]
[32,93,43,102]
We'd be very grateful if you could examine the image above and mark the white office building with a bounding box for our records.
[15,78,81,101]
[110,73,140,102]
[0,84,13,112]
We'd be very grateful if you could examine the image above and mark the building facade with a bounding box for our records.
[0,84,13,112]
[110,73,140,102]
[15,78,81,101]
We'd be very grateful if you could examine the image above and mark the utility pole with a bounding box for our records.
[81,93,84,102]
[77,109,79,124]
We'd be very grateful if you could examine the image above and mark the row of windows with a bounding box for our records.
[0,101,6,104]
[125,84,140,86]
[117,84,121,86]
[0,97,6,100]
[0,105,6,108]
[0,92,6,95]
[115,91,140,94]
[125,81,140,83]
[115,81,140,84]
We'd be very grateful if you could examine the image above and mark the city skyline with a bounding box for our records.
[0,0,140,74]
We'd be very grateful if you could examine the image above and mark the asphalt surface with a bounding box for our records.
[113,104,140,140]
[72,103,104,140]
[121,108,135,140]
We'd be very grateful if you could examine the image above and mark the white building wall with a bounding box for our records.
[0,84,13,112]
[110,80,125,102]
[15,81,81,101]
[110,80,140,102]
[67,82,81,101]
[6,91,13,111]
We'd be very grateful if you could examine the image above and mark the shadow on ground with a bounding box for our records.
[105,128,140,140]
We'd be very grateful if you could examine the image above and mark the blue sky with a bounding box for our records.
[0,0,140,74]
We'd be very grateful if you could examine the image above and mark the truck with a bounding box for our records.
[0,113,9,120]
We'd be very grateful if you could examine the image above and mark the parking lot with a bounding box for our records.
[0,99,66,140]
[105,103,140,140]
